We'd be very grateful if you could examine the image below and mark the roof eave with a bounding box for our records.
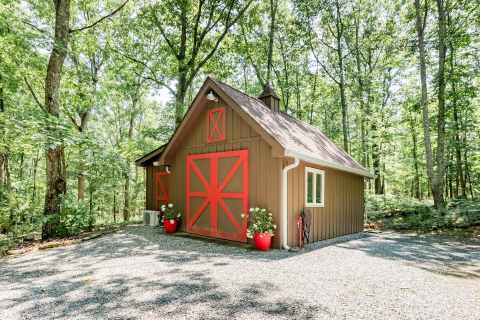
[284,149,374,178]
[135,144,167,167]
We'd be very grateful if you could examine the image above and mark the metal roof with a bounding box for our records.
[211,78,372,177]
[136,77,372,177]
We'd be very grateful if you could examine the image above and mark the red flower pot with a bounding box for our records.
[164,219,178,233]
[253,232,272,251]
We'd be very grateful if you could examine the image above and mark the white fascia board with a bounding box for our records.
[284,149,374,178]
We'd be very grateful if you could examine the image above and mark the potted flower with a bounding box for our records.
[244,207,276,251]
[161,203,181,233]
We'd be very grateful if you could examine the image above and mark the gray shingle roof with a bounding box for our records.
[212,78,371,177]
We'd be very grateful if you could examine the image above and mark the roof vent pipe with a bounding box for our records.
[281,156,300,250]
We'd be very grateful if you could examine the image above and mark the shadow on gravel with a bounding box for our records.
[26,225,299,266]
[2,226,478,318]
[0,225,332,319]
[1,264,327,319]
[336,232,480,279]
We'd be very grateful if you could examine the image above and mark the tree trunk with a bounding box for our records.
[88,183,94,230]
[4,153,13,227]
[3,153,10,191]
[409,113,421,199]
[447,153,453,199]
[337,38,348,153]
[123,172,130,222]
[309,69,318,124]
[449,46,466,198]
[432,0,447,209]
[19,153,24,180]
[266,0,278,82]
[113,191,117,223]
[372,137,382,194]
[0,78,4,113]
[0,74,5,194]
[243,63,248,93]
[414,0,439,208]
[295,71,300,117]
[43,0,70,239]
[278,39,290,111]
[175,70,187,127]
[77,166,85,200]
[464,147,474,199]
[77,168,85,202]
[354,16,368,167]
[0,153,4,188]
[77,117,89,201]
[32,150,40,202]
[335,0,348,153]
[122,99,137,222]
[174,2,188,128]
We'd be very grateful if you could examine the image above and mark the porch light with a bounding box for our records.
[152,162,170,173]
[206,90,218,102]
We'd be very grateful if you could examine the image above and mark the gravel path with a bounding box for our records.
[1,226,479,320]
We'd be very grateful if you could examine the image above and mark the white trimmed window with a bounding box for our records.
[305,167,325,207]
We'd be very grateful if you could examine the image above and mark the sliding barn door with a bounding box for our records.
[186,150,249,242]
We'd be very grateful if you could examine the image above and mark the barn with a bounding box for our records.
[136,77,372,249]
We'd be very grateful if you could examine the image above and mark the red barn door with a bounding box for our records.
[186,150,249,242]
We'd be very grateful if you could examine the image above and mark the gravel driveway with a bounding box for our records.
[1,226,479,320]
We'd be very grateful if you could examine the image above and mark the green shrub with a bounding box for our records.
[365,194,431,223]
[0,190,42,252]
[55,195,95,237]
[367,194,480,231]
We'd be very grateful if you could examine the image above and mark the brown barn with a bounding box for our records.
[136,77,372,249]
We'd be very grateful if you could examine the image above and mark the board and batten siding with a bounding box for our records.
[286,161,364,247]
[144,93,365,248]
[145,166,169,211]
[158,96,283,248]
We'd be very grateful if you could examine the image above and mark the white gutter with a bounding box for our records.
[281,156,300,250]
[285,149,374,178]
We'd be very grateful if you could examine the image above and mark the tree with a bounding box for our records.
[126,0,255,127]
[298,0,351,152]
[433,0,448,208]
[42,0,70,238]
[414,0,449,209]
[25,0,129,238]
[414,0,438,208]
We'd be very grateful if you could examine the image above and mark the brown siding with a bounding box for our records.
[164,96,284,248]
[286,161,364,247]
[144,93,365,248]
[145,166,170,211]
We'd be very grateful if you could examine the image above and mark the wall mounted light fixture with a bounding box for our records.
[206,90,218,102]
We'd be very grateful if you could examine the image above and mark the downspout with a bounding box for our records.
[281,156,300,250]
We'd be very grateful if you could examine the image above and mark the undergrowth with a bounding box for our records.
[366,194,480,231]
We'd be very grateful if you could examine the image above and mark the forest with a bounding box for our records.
[0,0,479,249]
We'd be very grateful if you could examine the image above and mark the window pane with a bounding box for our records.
[316,173,323,203]
[307,172,313,203]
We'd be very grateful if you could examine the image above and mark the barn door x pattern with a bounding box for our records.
[186,150,249,242]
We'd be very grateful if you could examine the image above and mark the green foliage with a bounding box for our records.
[246,207,277,238]
[367,195,480,231]
[0,0,479,251]
[160,203,182,222]
[0,189,43,251]
[366,194,432,222]
[55,195,94,237]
